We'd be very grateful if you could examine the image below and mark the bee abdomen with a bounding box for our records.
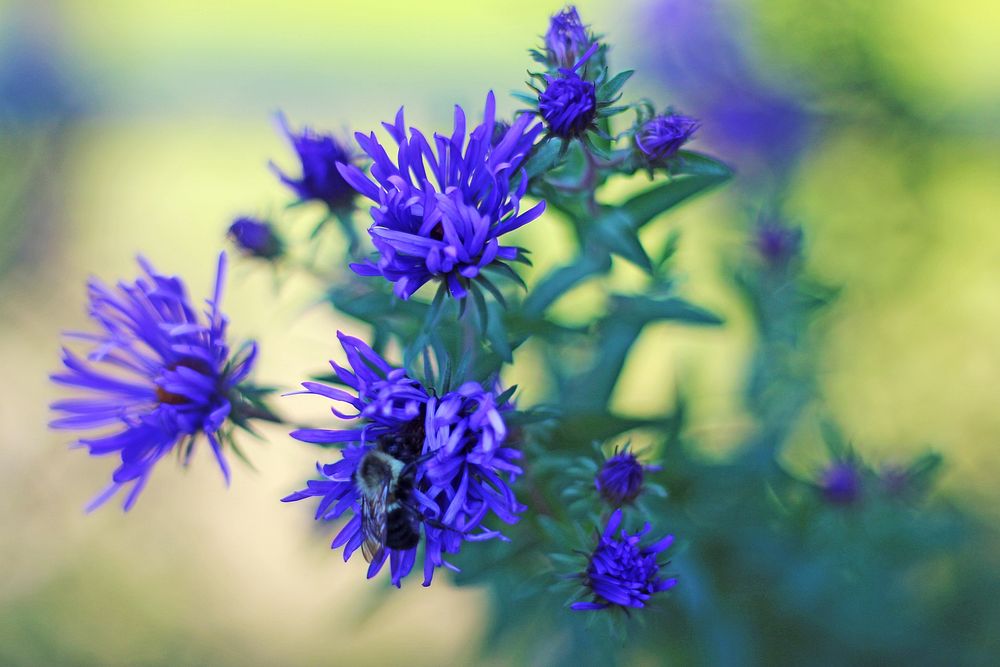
[385,506,421,550]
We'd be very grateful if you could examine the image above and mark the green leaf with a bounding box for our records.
[615,294,724,327]
[424,282,448,330]
[510,91,539,107]
[673,150,734,178]
[470,283,490,332]
[486,302,514,363]
[476,274,508,310]
[655,229,682,271]
[620,170,731,230]
[597,69,634,100]
[553,411,680,447]
[483,261,527,291]
[591,209,653,272]
[819,419,850,459]
[523,252,612,317]
[524,139,563,180]
[496,385,518,406]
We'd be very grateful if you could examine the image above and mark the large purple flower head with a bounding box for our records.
[595,445,662,507]
[337,92,545,301]
[571,509,677,611]
[50,253,260,511]
[635,112,699,163]
[271,113,358,212]
[228,216,283,261]
[543,6,595,70]
[283,332,524,587]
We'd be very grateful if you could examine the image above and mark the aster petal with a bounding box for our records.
[290,428,361,444]
[336,162,381,201]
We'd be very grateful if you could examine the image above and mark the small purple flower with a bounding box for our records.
[270,113,357,212]
[544,6,594,70]
[283,332,524,587]
[337,92,545,300]
[754,219,802,266]
[535,41,604,140]
[228,216,283,260]
[539,72,596,139]
[635,113,699,162]
[595,446,661,507]
[820,461,862,505]
[571,509,677,611]
[50,253,259,511]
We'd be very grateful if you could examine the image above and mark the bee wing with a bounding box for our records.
[359,484,389,563]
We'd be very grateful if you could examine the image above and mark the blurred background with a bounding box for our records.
[2,0,998,664]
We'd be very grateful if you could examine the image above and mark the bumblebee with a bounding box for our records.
[355,430,424,561]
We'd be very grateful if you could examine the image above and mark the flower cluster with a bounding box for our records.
[338,92,545,300]
[572,510,677,611]
[48,2,704,628]
[50,253,261,510]
[282,332,523,586]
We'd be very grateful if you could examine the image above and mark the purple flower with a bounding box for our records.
[534,40,606,141]
[228,216,283,260]
[595,446,661,507]
[50,253,260,511]
[754,218,802,266]
[538,70,597,139]
[283,332,524,587]
[639,0,812,171]
[571,509,677,611]
[635,113,699,162]
[270,113,358,212]
[543,6,594,70]
[820,461,861,505]
[337,92,545,300]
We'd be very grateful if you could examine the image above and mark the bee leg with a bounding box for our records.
[417,512,468,537]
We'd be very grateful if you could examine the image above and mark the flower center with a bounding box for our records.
[155,358,214,406]
[539,75,597,138]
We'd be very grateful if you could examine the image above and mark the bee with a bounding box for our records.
[355,433,424,561]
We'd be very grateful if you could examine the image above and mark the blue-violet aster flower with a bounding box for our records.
[754,218,802,266]
[543,6,594,70]
[228,216,283,260]
[50,253,260,511]
[635,113,699,163]
[283,331,524,587]
[819,461,861,505]
[538,48,599,139]
[571,509,677,611]
[595,445,662,507]
[337,92,545,300]
[271,113,358,212]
